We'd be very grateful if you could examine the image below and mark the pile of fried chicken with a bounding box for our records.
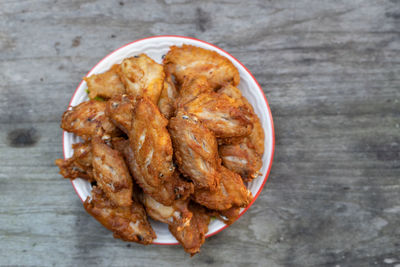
[55,45,264,255]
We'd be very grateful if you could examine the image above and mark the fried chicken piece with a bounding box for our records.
[61,100,120,141]
[175,76,213,109]
[219,141,262,182]
[118,54,165,104]
[84,64,125,100]
[128,97,176,203]
[169,113,220,190]
[105,94,135,134]
[141,194,192,231]
[181,91,253,138]
[163,44,240,89]
[84,186,156,244]
[169,202,210,256]
[218,84,265,155]
[92,137,133,207]
[218,207,241,225]
[193,166,253,210]
[55,142,94,181]
[158,75,178,119]
[113,137,194,205]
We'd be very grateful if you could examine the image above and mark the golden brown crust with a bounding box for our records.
[118,54,165,104]
[158,75,179,119]
[181,91,253,138]
[84,64,126,100]
[169,202,210,256]
[175,76,213,109]
[164,44,240,89]
[128,97,176,205]
[61,100,121,141]
[91,137,133,207]
[219,141,262,182]
[84,186,156,244]
[55,142,94,181]
[105,94,136,134]
[168,113,220,191]
[192,166,253,210]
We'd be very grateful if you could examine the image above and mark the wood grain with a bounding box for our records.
[0,0,399,266]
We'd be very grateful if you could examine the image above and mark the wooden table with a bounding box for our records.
[1,0,399,266]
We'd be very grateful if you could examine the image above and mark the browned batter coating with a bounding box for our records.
[61,100,120,141]
[163,44,240,89]
[92,137,133,207]
[168,113,220,191]
[181,91,253,138]
[175,76,213,109]
[169,202,210,256]
[105,94,135,134]
[193,166,253,210]
[128,97,176,204]
[55,142,94,182]
[158,75,179,119]
[117,54,165,104]
[84,186,156,244]
[84,64,126,100]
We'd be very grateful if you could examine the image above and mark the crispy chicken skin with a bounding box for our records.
[169,202,210,256]
[163,45,240,89]
[113,138,194,205]
[61,100,120,141]
[168,113,220,190]
[219,142,262,182]
[141,194,192,231]
[84,186,156,244]
[84,64,125,100]
[118,54,165,104]
[158,75,179,119]
[175,76,213,109]
[193,166,253,210]
[55,142,94,181]
[218,84,265,155]
[181,91,253,138]
[105,94,135,134]
[92,137,133,207]
[128,97,176,204]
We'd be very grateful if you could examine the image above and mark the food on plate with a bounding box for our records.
[84,186,155,244]
[84,64,125,100]
[164,44,240,88]
[56,44,265,255]
[169,113,220,190]
[61,100,121,141]
[55,141,94,182]
[92,137,133,207]
[158,75,179,119]
[118,54,165,104]
[193,166,253,210]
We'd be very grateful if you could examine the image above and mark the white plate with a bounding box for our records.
[62,35,275,245]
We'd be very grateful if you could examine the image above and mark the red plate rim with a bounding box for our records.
[62,35,275,246]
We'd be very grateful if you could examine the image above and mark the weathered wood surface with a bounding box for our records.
[0,0,399,266]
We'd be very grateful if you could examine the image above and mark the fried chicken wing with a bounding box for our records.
[61,100,120,140]
[105,94,135,134]
[169,113,220,190]
[181,91,253,138]
[118,54,165,104]
[163,45,240,89]
[84,186,156,244]
[128,97,176,203]
[141,194,192,231]
[169,202,210,256]
[92,137,133,207]
[55,142,94,181]
[193,166,253,210]
[219,142,262,182]
[84,64,125,100]
[175,76,213,109]
[158,75,178,119]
